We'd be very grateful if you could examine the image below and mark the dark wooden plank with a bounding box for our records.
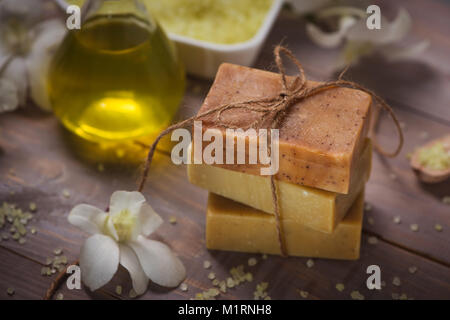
[0,108,449,300]
[0,246,114,300]
[363,106,450,265]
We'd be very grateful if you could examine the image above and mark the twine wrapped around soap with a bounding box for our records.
[137,45,403,257]
[44,46,403,299]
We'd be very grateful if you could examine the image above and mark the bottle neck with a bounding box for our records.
[83,0,149,22]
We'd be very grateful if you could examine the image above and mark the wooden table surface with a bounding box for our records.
[0,0,449,300]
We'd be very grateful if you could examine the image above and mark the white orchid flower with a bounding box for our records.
[0,0,66,112]
[68,191,186,295]
[305,6,429,67]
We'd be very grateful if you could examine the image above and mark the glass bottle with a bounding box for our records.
[48,0,185,143]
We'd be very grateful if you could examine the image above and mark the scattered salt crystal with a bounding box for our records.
[115,285,122,295]
[129,289,137,298]
[248,257,257,266]
[29,202,37,212]
[336,283,345,292]
[408,266,418,274]
[298,290,309,298]
[180,283,188,291]
[6,287,15,296]
[350,290,364,300]
[442,196,450,205]
[226,277,235,288]
[169,216,177,225]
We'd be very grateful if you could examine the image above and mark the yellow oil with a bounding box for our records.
[48,14,185,143]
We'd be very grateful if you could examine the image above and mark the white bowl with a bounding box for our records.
[55,0,284,79]
[168,0,284,78]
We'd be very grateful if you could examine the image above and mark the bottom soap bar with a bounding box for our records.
[206,191,364,260]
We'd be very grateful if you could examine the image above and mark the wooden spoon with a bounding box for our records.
[410,134,450,183]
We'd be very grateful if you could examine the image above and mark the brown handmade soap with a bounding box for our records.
[196,63,372,194]
[206,191,364,260]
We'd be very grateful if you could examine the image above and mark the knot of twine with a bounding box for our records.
[138,45,403,257]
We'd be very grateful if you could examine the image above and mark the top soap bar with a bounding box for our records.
[197,63,372,194]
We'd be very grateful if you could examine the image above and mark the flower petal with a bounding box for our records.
[3,57,27,105]
[138,204,163,237]
[27,19,66,111]
[68,204,108,235]
[119,244,149,295]
[0,78,19,113]
[306,16,356,49]
[109,191,146,216]
[80,234,119,291]
[382,8,412,43]
[130,236,186,288]
[0,0,42,30]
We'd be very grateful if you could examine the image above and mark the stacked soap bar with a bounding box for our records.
[206,191,364,260]
[188,140,371,233]
[197,63,372,194]
[188,63,372,260]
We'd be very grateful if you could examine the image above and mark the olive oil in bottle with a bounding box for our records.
[48,0,185,143]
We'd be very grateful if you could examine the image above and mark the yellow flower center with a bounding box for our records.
[110,209,136,242]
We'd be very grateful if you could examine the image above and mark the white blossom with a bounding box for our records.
[303,5,428,67]
[68,191,186,295]
[0,0,66,112]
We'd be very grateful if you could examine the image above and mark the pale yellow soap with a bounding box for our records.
[189,140,371,233]
[206,191,364,260]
